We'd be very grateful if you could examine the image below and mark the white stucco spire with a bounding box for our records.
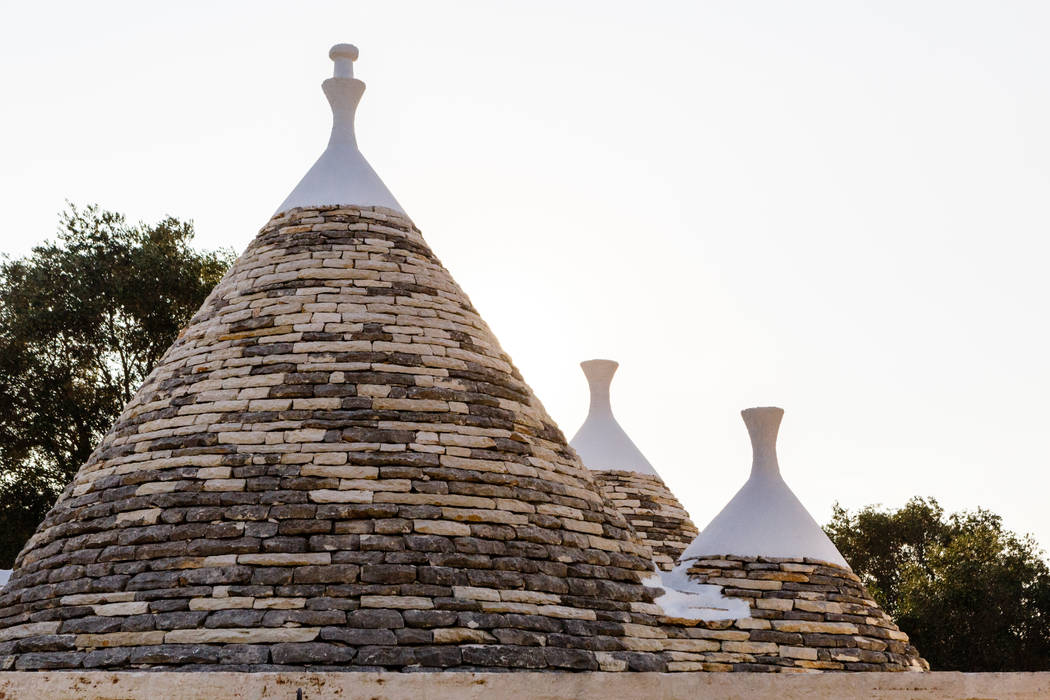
[676,407,849,568]
[569,359,659,476]
[276,44,405,216]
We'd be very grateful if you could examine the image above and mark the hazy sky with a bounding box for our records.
[1,1,1048,551]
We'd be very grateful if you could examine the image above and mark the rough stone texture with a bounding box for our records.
[0,671,1048,699]
[653,556,928,673]
[593,470,698,571]
[0,206,928,674]
[0,206,667,672]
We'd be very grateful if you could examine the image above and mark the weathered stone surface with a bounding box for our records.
[591,471,699,572]
[657,556,928,673]
[0,207,664,672]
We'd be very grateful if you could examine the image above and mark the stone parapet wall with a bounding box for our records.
[650,556,926,672]
[0,207,671,672]
[0,671,1048,700]
[593,471,697,571]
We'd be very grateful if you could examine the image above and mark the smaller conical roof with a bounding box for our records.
[276,44,405,215]
[678,407,847,568]
[569,360,658,476]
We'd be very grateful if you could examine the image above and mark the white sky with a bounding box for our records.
[1,1,1048,552]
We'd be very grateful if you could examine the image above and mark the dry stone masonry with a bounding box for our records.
[592,471,697,571]
[0,206,674,672]
[659,556,927,672]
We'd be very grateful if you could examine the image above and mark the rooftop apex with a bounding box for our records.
[275,43,405,216]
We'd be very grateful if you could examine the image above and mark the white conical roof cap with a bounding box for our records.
[276,44,405,216]
[569,360,659,477]
[678,407,849,568]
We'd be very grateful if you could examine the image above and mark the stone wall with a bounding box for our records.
[0,671,1048,700]
[593,471,697,571]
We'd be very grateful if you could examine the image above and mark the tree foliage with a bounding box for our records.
[825,497,1050,671]
[0,205,233,566]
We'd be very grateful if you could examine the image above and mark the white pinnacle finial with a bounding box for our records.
[330,44,359,79]
[275,43,406,216]
[569,359,659,476]
[742,407,784,478]
[675,405,850,569]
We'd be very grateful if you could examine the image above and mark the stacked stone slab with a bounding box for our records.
[569,360,698,570]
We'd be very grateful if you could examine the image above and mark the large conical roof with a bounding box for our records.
[0,45,667,673]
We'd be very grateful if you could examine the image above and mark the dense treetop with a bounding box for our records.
[826,497,1050,671]
[0,204,233,566]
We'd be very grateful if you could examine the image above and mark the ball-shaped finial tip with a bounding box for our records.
[329,44,360,79]
[330,44,359,62]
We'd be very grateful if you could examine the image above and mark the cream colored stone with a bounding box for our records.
[794,599,844,615]
[203,478,246,491]
[722,641,779,654]
[285,428,327,442]
[414,520,470,536]
[432,628,497,644]
[0,621,61,642]
[498,590,560,605]
[134,482,179,496]
[360,595,434,609]
[309,489,372,503]
[621,623,667,639]
[537,605,596,620]
[92,602,149,616]
[772,620,860,635]
[115,508,162,525]
[75,631,166,648]
[662,639,721,653]
[195,467,232,479]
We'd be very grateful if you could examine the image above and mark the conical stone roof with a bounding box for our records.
[0,45,669,673]
[657,408,927,672]
[677,407,846,567]
[569,360,697,571]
